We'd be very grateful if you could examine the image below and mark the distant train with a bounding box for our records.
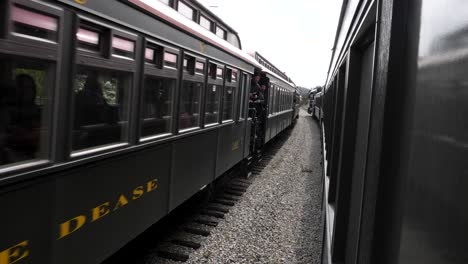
[307,87,322,119]
[0,0,297,263]
[320,1,468,264]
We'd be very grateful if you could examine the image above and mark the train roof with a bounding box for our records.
[247,51,295,88]
[128,1,258,65]
[325,0,364,87]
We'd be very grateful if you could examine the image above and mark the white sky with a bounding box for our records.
[198,0,342,88]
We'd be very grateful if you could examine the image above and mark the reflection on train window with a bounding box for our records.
[72,66,131,151]
[112,36,135,59]
[205,84,220,125]
[141,76,174,137]
[11,5,59,42]
[179,81,201,130]
[0,55,52,167]
[164,52,178,68]
[222,86,234,121]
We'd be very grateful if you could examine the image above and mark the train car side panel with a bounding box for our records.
[54,145,171,264]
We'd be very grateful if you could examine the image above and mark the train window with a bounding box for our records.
[226,69,232,82]
[222,86,234,121]
[275,87,280,113]
[0,55,53,167]
[112,36,135,59]
[209,63,217,79]
[72,66,131,151]
[76,20,110,55]
[77,27,101,53]
[216,26,226,39]
[200,15,213,31]
[178,1,195,21]
[183,55,195,74]
[216,68,223,79]
[179,81,202,130]
[269,85,274,114]
[205,84,220,125]
[231,70,238,82]
[145,44,163,67]
[238,73,247,120]
[164,51,178,68]
[141,76,174,138]
[11,5,59,42]
[195,61,205,75]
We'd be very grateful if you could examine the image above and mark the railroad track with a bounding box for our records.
[102,131,290,264]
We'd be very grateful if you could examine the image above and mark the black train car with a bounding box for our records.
[0,0,295,264]
[321,0,468,263]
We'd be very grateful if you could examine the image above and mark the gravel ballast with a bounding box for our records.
[186,109,324,264]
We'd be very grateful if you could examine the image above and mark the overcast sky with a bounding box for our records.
[198,0,342,88]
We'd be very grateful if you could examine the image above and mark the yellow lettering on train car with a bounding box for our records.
[58,215,86,239]
[147,179,158,192]
[74,0,88,4]
[114,194,129,211]
[0,241,29,264]
[132,186,144,200]
[57,178,158,240]
[91,202,111,222]
[232,140,240,151]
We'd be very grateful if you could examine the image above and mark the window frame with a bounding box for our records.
[215,25,227,40]
[222,66,238,122]
[140,38,179,142]
[205,60,224,125]
[70,17,138,158]
[177,0,197,22]
[0,0,63,175]
[6,0,63,50]
[178,51,205,133]
[199,14,213,32]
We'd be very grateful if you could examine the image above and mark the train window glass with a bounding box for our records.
[232,70,238,82]
[145,43,163,67]
[222,86,234,121]
[11,5,58,42]
[72,66,131,151]
[112,36,135,59]
[275,87,279,113]
[183,55,195,74]
[145,49,154,62]
[238,73,247,120]
[179,81,202,130]
[164,51,178,68]
[269,85,273,114]
[200,15,212,31]
[141,76,174,138]
[77,23,105,54]
[226,69,232,82]
[195,61,205,75]
[216,68,223,79]
[0,55,53,167]
[205,84,220,125]
[216,26,226,39]
[209,63,217,79]
[178,1,195,21]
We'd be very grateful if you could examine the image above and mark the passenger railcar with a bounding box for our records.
[307,87,322,119]
[0,0,296,263]
[321,1,468,264]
